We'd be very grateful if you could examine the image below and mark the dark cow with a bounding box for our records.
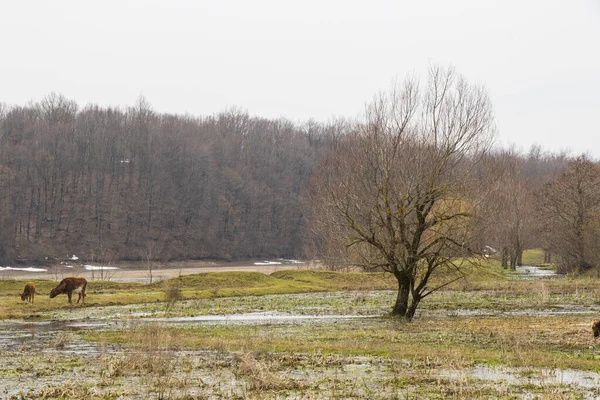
[50,277,87,304]
[593,320,600,338]
[20,282,36,304]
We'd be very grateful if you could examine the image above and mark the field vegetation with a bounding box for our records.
[2,252,600,398]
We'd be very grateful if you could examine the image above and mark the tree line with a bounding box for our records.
[0,88,599,281]
[0,94,345,263]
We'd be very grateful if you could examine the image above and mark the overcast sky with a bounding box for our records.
[1,0,599,157]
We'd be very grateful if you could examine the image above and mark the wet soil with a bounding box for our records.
[2,270,600,398]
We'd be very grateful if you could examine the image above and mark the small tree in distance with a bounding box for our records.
[309,65,496,320]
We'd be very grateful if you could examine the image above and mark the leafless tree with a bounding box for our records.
[142,240,160,283]
[538,156,600,273]
[484,149,535,269]
[309,66,496,320]
[0,92,334,262]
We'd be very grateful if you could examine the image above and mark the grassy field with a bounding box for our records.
[3,251,600,398]
[0,257,514,319]
[0,269,397,320]
[520,248,547,266]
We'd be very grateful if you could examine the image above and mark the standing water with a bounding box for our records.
[512,265,557,279]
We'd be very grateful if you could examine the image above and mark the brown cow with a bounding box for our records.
[20,282,36,304]
[50,277,87,304]
[593,320,600,338]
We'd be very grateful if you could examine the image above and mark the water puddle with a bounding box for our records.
[441,365,600,389]
[84,264,120,271]
[509,265,557,279]
[144,311,378,324]
[0,266,47,272]
[427,304,599,318]
[0,313,378,348]
[0,319,113,348]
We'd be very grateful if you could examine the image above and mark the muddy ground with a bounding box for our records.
[3,266,600,399]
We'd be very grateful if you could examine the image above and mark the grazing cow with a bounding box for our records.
[20,282,36,304]
[50,277,87,304]
[593,320,600,338]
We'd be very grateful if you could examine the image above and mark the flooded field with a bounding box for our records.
[2,311,600,398]
[2,265,600,399]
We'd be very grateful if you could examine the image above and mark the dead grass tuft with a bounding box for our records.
[52,331,70,349]
[236,351,302,391]
[163,281,182,312]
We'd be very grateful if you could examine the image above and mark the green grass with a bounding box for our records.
[7,259,600,399]
[159,270,397,292]
[0,258,555,320]
[521,248,547,266]
[83,313,600,372]
[0,278,144,296]
[0,270,397,319]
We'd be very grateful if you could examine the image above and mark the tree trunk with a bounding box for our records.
[501,247,508,268]
[391,275,410,318]
[406,295,421,321]
[510,250,517,270]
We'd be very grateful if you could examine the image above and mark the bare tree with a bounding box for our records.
[485,149,535,269]
[142,240,160,283]
[0,93,338,263]
[309,66,496,320]
[538,156,600,273]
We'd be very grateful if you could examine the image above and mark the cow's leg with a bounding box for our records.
[67,292,72,303]
[77,293,81,304]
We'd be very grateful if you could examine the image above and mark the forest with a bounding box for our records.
[0,91,598,275]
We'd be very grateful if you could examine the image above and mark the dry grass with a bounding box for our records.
[52,331,70,349]
[236,352,303,392]
[97,322,187,399]
[163,281,182,312]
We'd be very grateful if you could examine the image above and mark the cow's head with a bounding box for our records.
[49,288,59,299]
[20,293,27,301]
[592,320,600,338]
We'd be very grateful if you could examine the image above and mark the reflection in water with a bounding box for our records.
[0,320,108,348]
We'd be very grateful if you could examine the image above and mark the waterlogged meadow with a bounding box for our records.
[2,261,600,398]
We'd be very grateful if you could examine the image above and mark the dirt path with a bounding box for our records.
[0,260,305,283]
